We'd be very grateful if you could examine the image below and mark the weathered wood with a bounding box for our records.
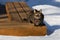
[13,2,27,19]
[0,22,47,36]
[6,2,23,22]
[19,2,31,15]
[5,2,47,36]
[6,2,14,9]
[5,3,12,22]
[9,12,22,22]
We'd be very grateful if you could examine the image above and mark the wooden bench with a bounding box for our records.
[5,2,31,22]
[0,22,47,36]
[5,2,47,36]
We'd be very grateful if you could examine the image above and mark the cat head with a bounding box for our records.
[33,9,42,19]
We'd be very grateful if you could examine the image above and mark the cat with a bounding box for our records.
[23,9,44,26]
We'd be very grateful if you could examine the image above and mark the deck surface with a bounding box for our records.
[0,21,46,36]
[6,2,32,22]
[0,2,47,36]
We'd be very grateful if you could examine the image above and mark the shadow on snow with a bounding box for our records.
[44,21,60,35]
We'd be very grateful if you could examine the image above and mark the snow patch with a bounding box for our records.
[32,5,60,15]
[44,15,60,26]
[54,0,60,2]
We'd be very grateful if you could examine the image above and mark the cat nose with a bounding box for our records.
[36,15,39,17]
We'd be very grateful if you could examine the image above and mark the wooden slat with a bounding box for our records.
[6,2,14,9]
[19,2,29,7]
[6,2,22,22]
[19,2,32,15]
[0,23,47,36]
[16,8,24,12]
[10,3,22,22]
[13,2,28,19]
[5,3,12,22]
[9,9,16,12]
[13,2,20,7]
[9,12,21,22]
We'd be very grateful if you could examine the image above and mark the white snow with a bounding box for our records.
[32,5,60,15]
[54,0,60,2]
[44,15,60,26]
[0,5,60,40]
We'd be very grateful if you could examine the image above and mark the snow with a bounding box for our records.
[32,5,60,15]
[54,0,60,2]
[44,15,60,26]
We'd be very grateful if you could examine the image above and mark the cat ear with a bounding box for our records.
[34,9,37,13]
[40,9,42,13]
